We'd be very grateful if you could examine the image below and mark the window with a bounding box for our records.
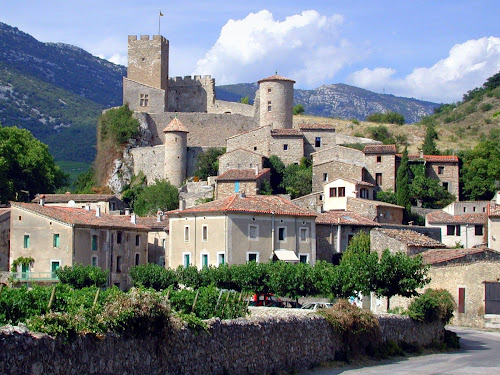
[323,173,328,182]
[329,187,337,197]
[51,261,60,277]
[360,188,369,199]
[202,225,208,242]
[249,224,258,240]
[268,101,272,112]
[135,235,140,246]
[91,235,98,251]
[299,228,308,242]
[443,182,449,191]
[455,225,461,236]
[247,252,259,262]
[315,137,321,147]
[116,256,122,273]
[376,155,382,163]
[268,88,272,93]
[162,239,166,250]
[217,252,225,266]
[201,254,208,268]
[283,144,288,151]
[234,181,240,192]
[53,234,60,248]
[463,207,467,213]
[184,226,190,242]
[338,187,345,197]
[438,166,444,175]
[299,254,309,263]
[183,253,191,268]
[23,235,30,249]
[139,93,149,106]
[278,227,286,241]
[475,225,483,236]
[135,253,140,266]
[254,146,257,151]
[158,256,165,268]
[91,256,98,267]
[117,231,122,244]
[376,173,382,186]
[473,207,476,212]
[447,225,455,236]
[458,287,465,313]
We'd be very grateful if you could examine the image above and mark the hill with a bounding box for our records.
[216,83,439,123]
[0,22,126,166]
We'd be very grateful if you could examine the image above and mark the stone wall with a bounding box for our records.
[218,150,264,175]
[269,135,303,165]
[312,160,364,192]
[312,145,366,166]
[426,161,460,198]
[123,78,166,113]
[0,314,444,375]
[167,75,214,112]
[211,100,255,117]
[226,125,271,156]
[302,129,337,158]
[130,145,165,183]
[291,192,323,212]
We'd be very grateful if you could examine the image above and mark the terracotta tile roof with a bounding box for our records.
[32,194,117,203]
[0,208,10,219]
[270,129,303,136]
[363,144,397,154]
[349,197,404,209]
[167,194,317,217]
[314,158,367,169]
[163,117,189,133]
[325,178,375,187]
[298,124,336,131]
[316,210,379,226]
[12,203,150,231]
[405,154,459,162]
[258,74,296,84]
[488,204,500,218]
[419,247,500,265]
[376,228,446,248]
[218,148,265,159]
[426,211,487,225]
[136,216,169,231]
[216,168,270,181]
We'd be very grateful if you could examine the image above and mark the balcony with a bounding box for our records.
[7,272,59,282]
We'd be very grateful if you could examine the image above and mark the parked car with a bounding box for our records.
[300,302,333,311]
[249,293,284,307]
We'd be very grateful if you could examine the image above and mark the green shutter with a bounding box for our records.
[53,234,60,247]
[23,235,30,248]
[91,235,98,251]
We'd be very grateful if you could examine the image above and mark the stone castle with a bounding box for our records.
[109,34,377,192]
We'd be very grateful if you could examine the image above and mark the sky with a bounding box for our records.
[1,0,499,103]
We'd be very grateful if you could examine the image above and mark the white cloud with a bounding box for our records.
[347,37,500,103]
[193,9,360,87]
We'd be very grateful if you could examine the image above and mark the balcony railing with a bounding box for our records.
[9,272,59,282]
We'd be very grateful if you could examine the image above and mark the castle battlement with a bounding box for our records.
[169,75,214,86]
[128,35,168,43]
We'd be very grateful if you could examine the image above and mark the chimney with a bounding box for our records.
[85,205,91,211]
[255,165,259,176]
[419,149,424,158]
[131,213,137,224]
[157,210,163,222]
[96,206,101,217]
[39,194,45,206]
[125,208,131,215]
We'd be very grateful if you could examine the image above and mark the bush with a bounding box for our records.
[55,264,108,289]
[319,300,381,357]
[99,105,139,145]
[130,263,178,291]
[480,103,493,112]
[293,104,305,115]
[407,289,455,324]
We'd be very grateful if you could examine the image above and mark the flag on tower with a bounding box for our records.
[160,11,164,16]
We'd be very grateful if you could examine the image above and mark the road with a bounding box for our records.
[301,327,500,375]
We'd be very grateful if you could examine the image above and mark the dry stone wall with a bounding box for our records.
[0,313,444,375]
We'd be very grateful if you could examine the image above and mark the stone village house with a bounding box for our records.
[166,194,317,268]
[32,193,126,215]
[9,201,149,290]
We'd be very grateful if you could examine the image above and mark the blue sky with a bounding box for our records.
[1,0,499,102]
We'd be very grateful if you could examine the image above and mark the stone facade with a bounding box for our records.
[370,227,446,256]
[0,314,444,375]
[218,149,265,175]
[300,127,337,158]
[313,160,365,192]
[346,197,404,225]
[269,133,304,165]
[258,75,295,129]
[226,126,272,156]
[215,169,270,200]
[167,75,215,113]
[291,192,323,212]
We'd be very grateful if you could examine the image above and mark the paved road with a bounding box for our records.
[301,327,500,375]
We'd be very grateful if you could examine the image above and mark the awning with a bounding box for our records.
[273,250,299,262]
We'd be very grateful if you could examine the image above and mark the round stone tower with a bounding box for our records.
[163,116,189,187]
[258,74,295,129]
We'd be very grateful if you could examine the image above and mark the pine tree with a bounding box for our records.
[396,146,411,215]
[422,125,439,155]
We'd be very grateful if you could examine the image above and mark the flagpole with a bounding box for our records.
[158,11,161,35]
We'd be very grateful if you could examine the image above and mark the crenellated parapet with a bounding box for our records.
[168,75,214,86]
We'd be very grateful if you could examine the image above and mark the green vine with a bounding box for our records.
[10,257,35,272]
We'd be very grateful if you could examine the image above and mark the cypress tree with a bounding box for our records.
[422,125,439,155]
[396,146,411,215]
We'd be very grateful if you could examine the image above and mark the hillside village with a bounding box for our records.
[1,32,500,333]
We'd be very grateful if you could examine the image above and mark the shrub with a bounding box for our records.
[319,299,381,356]
[99,105,139,145]
[55,264,108,289]
[480,103,493,112]
[351,119,360,125]
[130,263,178,291]
[293,104,305,115]
[407,289,455,324]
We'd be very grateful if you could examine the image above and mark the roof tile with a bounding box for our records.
[271,129,303,136]
[258,74,296,84]
[298,124,336,131]
[316,210,379,226]
[419,247,498,265]
[163,117,189,133]
[32,194,117,204]
[426,211,486,224]
[363,144,397,154]
[376,228,446,247]
[216,168,270,181]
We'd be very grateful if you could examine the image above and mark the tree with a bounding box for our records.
[280,158,312,199]
[376,189,397,205]
[133,179,179,216]
[410,164,455,208]
[263,155,286,194]
[0,125,68,203]
[193,148,225,180]
[422,124,439,155]
[72,168,96,193]
[130,264,178,291]
[293,104,305,115]
[366,125,396,144]
[396,147,411,214]
[366,112,405,125]
[240,96,249,104]
[55,264,108,289]
[460,139,500,200]
[375,250,429,310]
[99,105,139,145]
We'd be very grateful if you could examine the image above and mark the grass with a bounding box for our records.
[55,161,92,183]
